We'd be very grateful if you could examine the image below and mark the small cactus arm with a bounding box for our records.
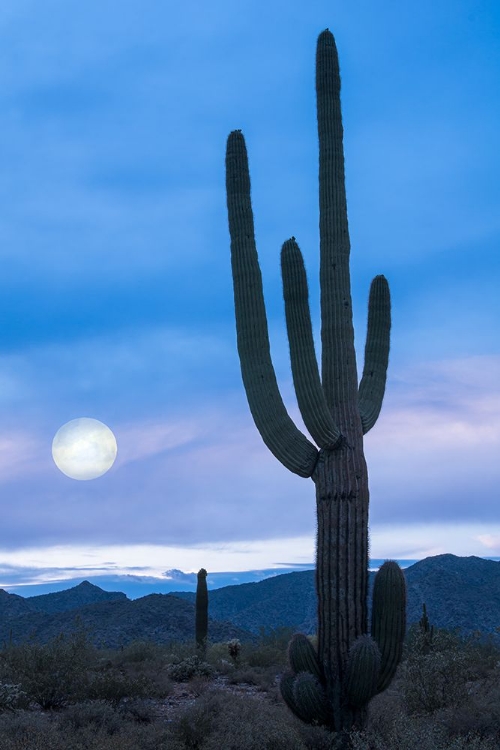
[195,568,208,658]
[225,28,406,735]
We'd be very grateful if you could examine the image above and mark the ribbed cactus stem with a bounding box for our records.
[195,568,208,658]
[371,561,406,693]
[226,132,318,477]
[280,671,311,723]
[359,275,391,434]
[293,672,330,726]
[317,30,358,416]
[281,238,341,449]
[345,634,381,708]
[287,632,324,682]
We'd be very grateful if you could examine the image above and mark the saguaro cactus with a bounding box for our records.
[225,29,406,735]
[195,568,208,658]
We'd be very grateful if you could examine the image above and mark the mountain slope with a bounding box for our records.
[1,554,499,649]
[174,554,500,641]
[25,580,127,614]
[0,593,257,649]
[172,570,318,635]
[402,554,500,635]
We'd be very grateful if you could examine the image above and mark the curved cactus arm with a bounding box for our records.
[281,239,341,450]
[345,634,381,708]
[225,130,319,477]
[358,275,391,434]
[370,560,406,694]
[287,632,324,681]
[293,672,330,726]
[280,671,311,723]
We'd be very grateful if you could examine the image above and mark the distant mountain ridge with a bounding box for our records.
[25,580,127,614]
[0,555,498,649]
[171,554,500,641]
[0,582,255,649]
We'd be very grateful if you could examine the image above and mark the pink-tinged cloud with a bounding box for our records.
[366,355,500,524]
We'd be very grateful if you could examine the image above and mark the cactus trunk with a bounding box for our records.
[314,449,369,731]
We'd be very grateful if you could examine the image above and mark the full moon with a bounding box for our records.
[52,418,117,480]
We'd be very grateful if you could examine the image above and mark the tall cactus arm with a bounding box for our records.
[317,30,359,414]
[358,275,391,434]
[281,238,342,449]
[371,560,406,694]
[226,130,319,477]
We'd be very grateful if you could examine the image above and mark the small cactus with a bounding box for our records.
[418,602,435,654]
[195,568,208,658]
[227,638,241,663]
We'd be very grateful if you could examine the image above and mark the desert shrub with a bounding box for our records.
[244,627,315,670]
[0,710,65,750]
[84,668,155,706]
[113,640,165,664]
[350,716,498,750]
[204,642,237,675]
[171,688,306,750]
[57,699,125,735]
[226,666,261,686]
[400,627,481,714]
[224,664,278,695]
[163,640,200,662]
[0,681,30,711]
[167,655,216,682]
[433,672,500,741]
[117,696,158,724]
[0,627,96,709]
[0,704,181,750]
[187,674,214,696]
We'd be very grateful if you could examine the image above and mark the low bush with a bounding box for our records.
[400,626,489,714]
[0,681,30,712]
[170,688,306,750]
[0,627,96,709]
[112,640,165,665]
[167,654,216,682]
[84,669,155,707]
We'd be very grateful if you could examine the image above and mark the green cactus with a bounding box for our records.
[345,634,381,709]
[418,602,435,654]
[195,568,208,658]
[293,671,331,726]
[225,28,406,734]
[371,561,406,693]
[287,633,324,682]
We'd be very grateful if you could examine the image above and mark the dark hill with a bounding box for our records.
[0,593,257,650]
[173,554,500,642]
[26,580,127,614]
[172,570,318,635]
[0,589,36,621]
[402,554,500,636]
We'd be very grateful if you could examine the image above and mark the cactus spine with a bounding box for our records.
[195,568,208,658]
[225,29,406,735]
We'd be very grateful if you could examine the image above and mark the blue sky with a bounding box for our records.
[0,0,499,596]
